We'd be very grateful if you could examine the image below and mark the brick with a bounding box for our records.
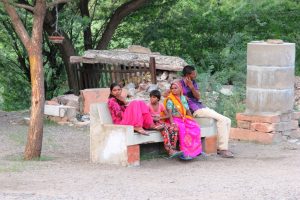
[236,113,281,123]
[237,120,251,129]
[292,111,300,120]
[127,145,140,166]
[202,135,217,154]
[250,123,273,133]
[80,88,127,114]
[230,128,275,144]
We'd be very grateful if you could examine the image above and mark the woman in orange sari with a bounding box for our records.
[164,82,202,159]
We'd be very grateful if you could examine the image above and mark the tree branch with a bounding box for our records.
[96,0,150,50]
[15,3,34,12]
[1,0,31,50]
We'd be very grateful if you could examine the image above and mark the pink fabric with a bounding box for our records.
[107,98,126,124]
[148,103,165,116]
[108,99,154,129]
[173,117,202,157]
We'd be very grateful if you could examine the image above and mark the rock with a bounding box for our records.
[158,71,168,81]
[138,83,149,92]
[128,45,151,54]
[147,84,159,93]
[55,94,80,111]
[220,85,234,96]
[45,100,60,105]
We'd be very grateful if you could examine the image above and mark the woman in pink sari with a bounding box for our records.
[108,83,162,135]
[164,82,202,159]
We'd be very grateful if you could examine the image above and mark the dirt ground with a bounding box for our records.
[0,111,300,200]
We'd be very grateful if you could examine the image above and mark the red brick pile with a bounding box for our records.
[230,112,300,144]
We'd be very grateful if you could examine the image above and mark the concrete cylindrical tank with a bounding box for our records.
[246,41,295,115]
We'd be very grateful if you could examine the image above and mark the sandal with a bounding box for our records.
[134,127,150,136]
[168,150,183,159]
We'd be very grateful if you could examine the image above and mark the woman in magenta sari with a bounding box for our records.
[108,83,162,135]
[164,82,202,159]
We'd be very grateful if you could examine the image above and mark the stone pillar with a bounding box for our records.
[231,40,300,143]
[246,41,295,115]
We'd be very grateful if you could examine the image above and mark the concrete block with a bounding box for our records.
[247,42,295,66]
[81,88,127,114]
[292,111,300,120]
[246,88,294,115]
[247,65,294,89]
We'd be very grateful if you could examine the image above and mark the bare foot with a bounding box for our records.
[134,127,149,136]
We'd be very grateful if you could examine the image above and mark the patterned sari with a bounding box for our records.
[164,92,202,158]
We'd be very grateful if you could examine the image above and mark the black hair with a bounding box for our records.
[182,65,195,76]
[149,90,161,100]
[108,82,125,105]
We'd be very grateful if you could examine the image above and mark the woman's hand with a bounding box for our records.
[116,95,127,105]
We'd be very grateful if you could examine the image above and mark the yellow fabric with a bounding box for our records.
[164,93,192,120]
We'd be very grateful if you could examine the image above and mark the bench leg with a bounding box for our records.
[127,145,140,166]
[202,135,217,154]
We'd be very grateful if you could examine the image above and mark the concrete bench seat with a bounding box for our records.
[90,102,217,166]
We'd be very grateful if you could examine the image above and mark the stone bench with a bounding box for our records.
[90,102,217,166]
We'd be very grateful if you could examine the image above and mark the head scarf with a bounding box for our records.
[164,81,191,119]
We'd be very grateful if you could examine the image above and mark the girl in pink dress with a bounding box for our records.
[108,83,162,135]
[148,90,182,158]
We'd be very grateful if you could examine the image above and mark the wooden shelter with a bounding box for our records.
[70,47,187,95]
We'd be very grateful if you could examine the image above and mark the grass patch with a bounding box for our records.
[0,162,26,173]
[140,151,168,160]
[140,143,168,160]
[5,154,54,162]
[8,132,27,145]
[44,118,58,126]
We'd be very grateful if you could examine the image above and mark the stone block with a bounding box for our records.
[292,111,300,120]
[247,65,294,89]
[127,145,140,166]
[237,120,251,129]
[280,112,293,122]
[289,128,300,139]
[202,135,217,154]
[247,42,295,66]
[230,128,275,144]
[236,113,281,123]
[246,88,294,115]
[80,88,127,114]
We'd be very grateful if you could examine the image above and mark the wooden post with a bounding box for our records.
[149,57,157,84]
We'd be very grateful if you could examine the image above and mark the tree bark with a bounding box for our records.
[1,0,46,160]
[79,0,93,50]
[96,0,150,50]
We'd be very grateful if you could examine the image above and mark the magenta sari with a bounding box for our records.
[108,98,153,129]
[173,117,202,157]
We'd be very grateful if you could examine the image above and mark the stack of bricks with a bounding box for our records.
[230,112,300,144]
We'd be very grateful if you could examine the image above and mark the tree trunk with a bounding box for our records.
[1,0,47,160]
[23,0,46,160]
[24,52,45,159]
